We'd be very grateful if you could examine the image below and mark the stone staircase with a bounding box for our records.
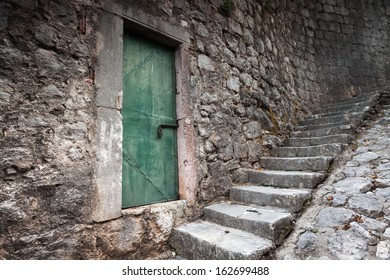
[170,92,380,260]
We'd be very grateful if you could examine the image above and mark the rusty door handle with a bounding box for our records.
[157,123,179,138]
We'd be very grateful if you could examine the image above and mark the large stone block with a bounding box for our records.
[348,194,383,218]
[272,144,346,157]
[315,207,356,228]
[260,156,333,171]
[290,125,355,138]
[246,170,325,189]
[95,12,123,109]
[231,185,311,213]
[243,121,262,139]
[93,108,122,222]
[288,134,353,147]
[170,220,273,260]
[0,148,34,170]
[204,203,293,245]
[299,112,363,126]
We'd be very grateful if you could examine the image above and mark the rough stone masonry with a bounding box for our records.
[1,0,390,259]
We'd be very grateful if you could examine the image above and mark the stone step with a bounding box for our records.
[305,106,371,120]
[313,101,373,115]
[287,134,353,146]
[294,119,359,132]
[260,156,333,171]
[322,94,377,108]
[290,124,355,138]
[204,203,293,245]
[272,143,346,157]
[230,185,312,213]
[299,112,363,126]
[170,220,274,260]
[244,169,325,189]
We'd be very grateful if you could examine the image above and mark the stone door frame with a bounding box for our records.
[92,4,197,222]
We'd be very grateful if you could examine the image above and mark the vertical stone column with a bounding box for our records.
[176,44,199,205]
[93,11,123,222]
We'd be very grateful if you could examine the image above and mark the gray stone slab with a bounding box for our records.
[332,177,373,195]
[204,203,293,245]
[93,108,123,222]
[272,143,346,157]
[376,188,390,202]
[322,94,377,109]
[121,6,191,44]
[335,92,378,104]
[294,119,359,132]
[315,207,356,228]
[313,99,375,115]
[376,162,390,172]
[230,185,311,213]
[287,134,353,146]
[0,201,25,222]
[299,112,363,126]
[0,147,33,170]
[384,228,390,240]
[348,194,383,218]
[297,231,319,252]
[246,170,325,189]
[376,240,390,259]
[341,166,372,177]
[323,193,349,206]
[290,125,355,138]
[307,105,371,119]
[328,229,368,260]
[260,156,333,171]
[352,152,380,163]
[95,12,123,109]
[360,215,388,234]
[170,220,273,260]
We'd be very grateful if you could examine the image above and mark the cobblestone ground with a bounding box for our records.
[276,106,390,260]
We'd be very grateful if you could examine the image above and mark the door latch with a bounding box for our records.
[157,122,179,138]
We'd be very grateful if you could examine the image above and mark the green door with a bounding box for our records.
[122,31,178,208]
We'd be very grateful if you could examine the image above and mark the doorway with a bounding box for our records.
[122,31,179,208]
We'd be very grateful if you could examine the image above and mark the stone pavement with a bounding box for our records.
[276,105,390,260]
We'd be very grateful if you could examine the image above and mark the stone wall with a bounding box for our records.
[0,0,389,259]
[295,0,390,101]
[0,0,99,259]
[179,0,321,202]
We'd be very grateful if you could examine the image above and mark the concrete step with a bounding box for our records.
[294,119,359,132]
[230,185,312,213]
[170,220,273,260]
[287,134,353,146]
[204,203,293,245]
[272,143,346,157]
[244,169,325,189]
[299,112,363,126]
[260,156,333,171]
[290,124,355,138]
